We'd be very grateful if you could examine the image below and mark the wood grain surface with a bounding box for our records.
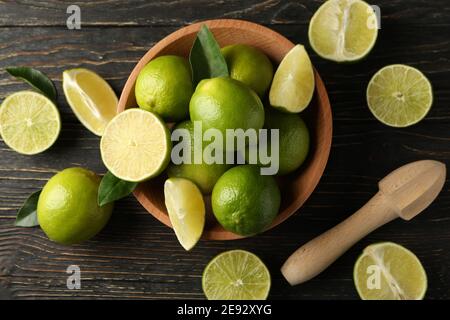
[0,0,449,300]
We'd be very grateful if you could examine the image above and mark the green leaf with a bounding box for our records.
[15,191,41,227]
[6,67,57,101]
[189,24,229,85]
[98,171,138,206]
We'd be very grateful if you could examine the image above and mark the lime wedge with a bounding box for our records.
[367,64,433,127]
[269,45,315,113]
[309,0,378,62]
[164,178,205,251]
[354,242,427,300]
[202,250,271,300]
[100,109,171,182]
[63,68,118,136]
[0,91,60,155]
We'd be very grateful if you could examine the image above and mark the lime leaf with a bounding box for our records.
[189,25,228,85]
[6,67,56,102]
[6,67,57,102]
[15,191,41,227]
[98,171,137,206]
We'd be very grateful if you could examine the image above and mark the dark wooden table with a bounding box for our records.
[0,0,449,300]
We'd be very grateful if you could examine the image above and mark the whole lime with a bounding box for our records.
[264,110,310,175]
[211,165,280,236]
[189,77,264,150]
[167,121,231,194]
[135,55,193,121]
[221,44,273,97]
[37,167,113,245]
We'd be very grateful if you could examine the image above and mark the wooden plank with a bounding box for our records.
[0,19,450,299]
[0,0,449,27]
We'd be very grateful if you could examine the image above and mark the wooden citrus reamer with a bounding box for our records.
[281,160,446,286]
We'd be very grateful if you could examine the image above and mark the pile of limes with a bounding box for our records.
[99,41,316,251]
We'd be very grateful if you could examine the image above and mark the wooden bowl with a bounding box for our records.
[117,19,332,240]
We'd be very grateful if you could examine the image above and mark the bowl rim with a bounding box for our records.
[117,19,333,240]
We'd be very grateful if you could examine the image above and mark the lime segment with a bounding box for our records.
[367,64,433,127]
[164,178,205,251]
[269,45,315,113]
[63,68,118,136]
[309,0,378,62]
[0,91,60,155]
[354,242,427,300]
[100,109,171,182]
[202,250,271,300]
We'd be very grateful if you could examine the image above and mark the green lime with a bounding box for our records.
[367,64,433,127]
[100,109,171,182]
[264,110,310,175]
[269,45,315,113]
[354,242,427,300]
[202,250,271,300]
[0,91,60,155]
[211,165,280,236]
[37,167,113,245]
[309,0,378,62]
[135,55,193,121]
[189,77,264,150]
[221,44,273,97]
[167,121,230,194]
[164,178,205,251]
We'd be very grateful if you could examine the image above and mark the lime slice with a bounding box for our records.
[0,91,60,155]
[63,68,118,136]
[354,242,427,300]
[100,108,171,182]
[164,178,205,251]
[367,64,433,127]
[269,45,315,113]
[202,250,271,300]
[309,0,378,62]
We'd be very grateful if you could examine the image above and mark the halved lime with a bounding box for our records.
[100,108,171,182]
[367,64,433,127]
[202,250,271,300]
[269,45,315,113]
[354,242,427,300]
[164,178,205,251]
[309,0,378,62]
[63,68,118,136]
[0,91,60,155]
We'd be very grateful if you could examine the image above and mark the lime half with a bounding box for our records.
[164,178,205,251]
[100,108,171,182]
[63,68,118,136]
[0,91,60,155]
[269,45,315,113]
[309,0,378,62]
[202,250,271,300]
[367,64,433,127]
[354,242,427,300]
